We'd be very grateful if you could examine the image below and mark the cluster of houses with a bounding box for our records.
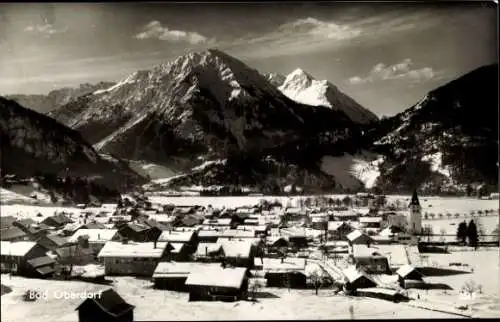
[1,192,430,309]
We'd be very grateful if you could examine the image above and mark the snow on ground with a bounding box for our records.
[421,152,451,178]
[1,275,462,322]
[409,249,500,318]
[0,204,115,223]
[0,188,39,205]
[421,215,498,236]
[191,159,227,172]
[320,152,383,189]
[147,194,499,213]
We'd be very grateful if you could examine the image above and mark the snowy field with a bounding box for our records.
[147,193,499,212]
[409,248,500,318]
[1,275,463,322]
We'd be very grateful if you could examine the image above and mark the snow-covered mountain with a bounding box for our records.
[6,82,116,114]
[274,68,378,125]
[49,49,361,192]
[363,64,499,194]
[0,97,145,201]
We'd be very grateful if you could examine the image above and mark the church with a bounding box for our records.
[407,190,422,235]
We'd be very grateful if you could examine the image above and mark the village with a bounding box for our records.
[1,189,499,321]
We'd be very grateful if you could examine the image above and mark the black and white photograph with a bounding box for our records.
[0,1,498,321]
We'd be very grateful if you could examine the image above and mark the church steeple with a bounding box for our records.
[409,189,420,208]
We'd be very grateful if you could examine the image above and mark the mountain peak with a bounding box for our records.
[277,68,378,124]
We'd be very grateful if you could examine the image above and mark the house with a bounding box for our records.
[138,218,172,231]
[265,236,290,250]
[217,240,254,268]
[255,257,307,288]
[396,265,424,288]
[194,243,225,262]
[351,245,391,274]
[373,244,410,269]
[359,217,383,229]
[152,262,220,291]
[117,223,161,242]
[0,241,52,277]
[37,234,72,252]
[185,265,249,301]
[69,229,120,255]
[98,240,172,276]
[342,267,377,292]
[346,230,374,246]
[75,288,134,322]
[328,221,353,241]
[26,256,56,278]
[158,230,197,255]
[178,215,204,227]
[0,226,29,242]
[41,213,73,228]
[13,219,51,238]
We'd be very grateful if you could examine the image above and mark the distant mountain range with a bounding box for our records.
[6,82,116,114]
[2,49,497,195]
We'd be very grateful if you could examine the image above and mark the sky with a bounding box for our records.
[0,2,497,116]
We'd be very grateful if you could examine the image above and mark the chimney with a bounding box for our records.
[281,257,284,263]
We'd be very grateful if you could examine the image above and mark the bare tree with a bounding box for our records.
[309,267,326,295]
[461,280,480,299]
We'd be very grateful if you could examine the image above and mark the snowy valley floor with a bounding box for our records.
[2,248,499,321]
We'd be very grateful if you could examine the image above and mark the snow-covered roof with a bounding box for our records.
[255,257,306,272]
[0,241,37,256]
[217,240,253,259]
[220,229,255,239]
[98,241,169,258]
[396,264,421,278]
[69,229,118,243]
[359,217,383,223]
[346,230,365,242]
[352,245,385,258]
[342,267,374,283]
[158,230,194,243]
[198,230,220,238]
[153,262,220,278]
[185,266,247,289]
